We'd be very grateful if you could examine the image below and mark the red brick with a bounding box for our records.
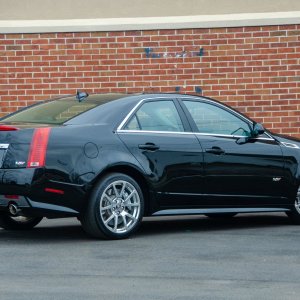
[0,26,299,136]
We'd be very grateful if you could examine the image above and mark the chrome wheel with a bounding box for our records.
[295,187,300,214]
[99,180,141,234]
[286,186,300,224]
[81,173,144,239]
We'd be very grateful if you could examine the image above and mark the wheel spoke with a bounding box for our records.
[122,215,128,229]
[120,182,126,198]
[103,193,113,203]
[113,215,118,231]
[113,183,119,197]
[100,204,112,211]
[125,203,139,208]
[124,211,136,221]
[104,214,114,225]
[124,190,136,203]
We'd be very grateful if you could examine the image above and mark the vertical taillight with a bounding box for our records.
[27,128,51,168]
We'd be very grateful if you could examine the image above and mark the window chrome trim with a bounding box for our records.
[194,132,274,140]
[0,144,9,149]
[117,99,144,130]
[195,132,247,138]
[255,137,276,141]
[117,129,193,135]
[116,95,275,141]
[116,129,275,141]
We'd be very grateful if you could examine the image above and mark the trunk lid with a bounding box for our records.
[0,122,56,169]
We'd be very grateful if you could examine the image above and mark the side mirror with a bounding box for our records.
[252,123,265,137]
[236,137,249,145]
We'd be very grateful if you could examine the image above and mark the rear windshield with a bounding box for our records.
[1,96,116,125]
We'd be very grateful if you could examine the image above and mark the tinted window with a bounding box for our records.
[183,100,251,136]
[1,100,99,125]
[125,100,184,132]
[1,94,128,125]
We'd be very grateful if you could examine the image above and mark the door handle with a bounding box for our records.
[205,147,225,155]
[138,143,160,151]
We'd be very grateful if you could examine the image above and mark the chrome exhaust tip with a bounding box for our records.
[8,204,20,216]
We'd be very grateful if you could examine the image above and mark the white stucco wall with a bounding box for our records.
[0,0,300,33]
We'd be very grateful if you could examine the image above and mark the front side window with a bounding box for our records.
[183,100,251,136]
[124,100,184,132]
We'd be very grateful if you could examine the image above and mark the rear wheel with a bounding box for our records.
[286,187,300,224]
[0,214,43,230]
[81,173,144,239]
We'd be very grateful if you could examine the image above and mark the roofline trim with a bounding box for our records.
[1,11,300,34]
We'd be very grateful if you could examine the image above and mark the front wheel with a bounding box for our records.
[286,187,300,224]
[81,173,144,239]
[0,214,43,230]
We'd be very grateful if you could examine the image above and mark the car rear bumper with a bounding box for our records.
[0,194,79,217]
[0,168,43,195]
[0,168,83,217]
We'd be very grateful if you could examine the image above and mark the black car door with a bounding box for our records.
[117,98,204,208]
[180,98,287,206]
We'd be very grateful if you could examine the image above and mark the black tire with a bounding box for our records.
[81,173,144,240]
[0,214,43,230]
[205,213,237,219]
[286,188,300,224]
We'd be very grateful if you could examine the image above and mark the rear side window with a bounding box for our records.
[1,100,98,125]
[125,100,184,132]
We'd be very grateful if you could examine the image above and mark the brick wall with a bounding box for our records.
[0,25,300,136]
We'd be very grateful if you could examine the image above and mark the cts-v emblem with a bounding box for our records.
[273,177,282,182]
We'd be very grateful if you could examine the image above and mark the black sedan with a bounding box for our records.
[0,92,299,239]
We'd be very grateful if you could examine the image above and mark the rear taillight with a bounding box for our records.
[5,195,20,200]
[0,125,19,131]
[27,128,51,168]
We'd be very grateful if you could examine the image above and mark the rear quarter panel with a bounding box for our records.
[43,124,147,211]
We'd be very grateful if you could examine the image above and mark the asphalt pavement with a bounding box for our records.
[0,213,300,300]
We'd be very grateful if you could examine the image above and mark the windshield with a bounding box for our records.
[0,95,122,125]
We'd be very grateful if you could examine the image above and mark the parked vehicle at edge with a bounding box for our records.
[0,92,300,239]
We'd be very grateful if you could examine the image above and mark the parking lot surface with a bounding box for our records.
[0,213,300,300]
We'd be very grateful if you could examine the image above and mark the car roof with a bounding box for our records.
[65,93,226,127]
[1,91,247,128]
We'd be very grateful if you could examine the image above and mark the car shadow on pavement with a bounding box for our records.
[136,213,291,237]
[0,213,293,242]
[0,222,89,243]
